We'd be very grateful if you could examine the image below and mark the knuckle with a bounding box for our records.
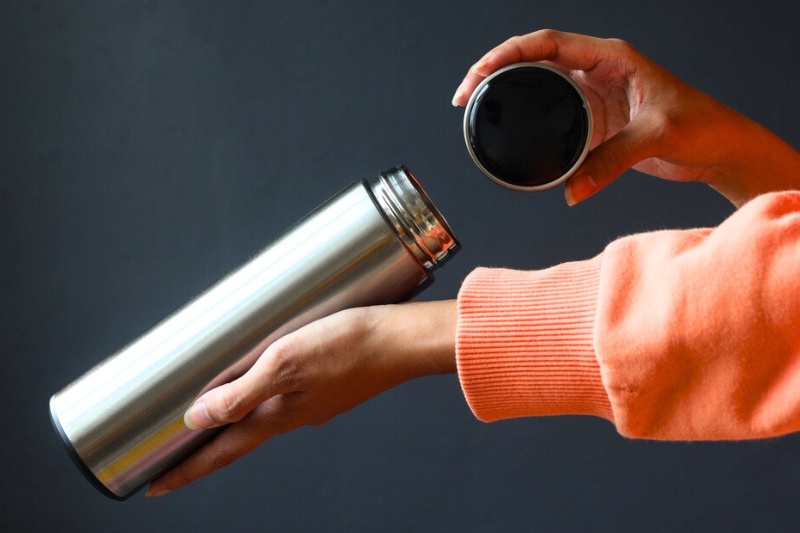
[535,28,560,41]
[499,33,539,63]
[268,338,304,392]
[606,37,636,56]
[643,108,681,145]
[214,388,248,424]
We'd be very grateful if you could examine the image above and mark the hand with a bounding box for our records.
[453,29,800,207]
[146,300,457,497]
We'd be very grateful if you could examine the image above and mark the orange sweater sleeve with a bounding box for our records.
[456,191,800,440]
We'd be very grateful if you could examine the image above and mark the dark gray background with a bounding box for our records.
[3,1,800,531]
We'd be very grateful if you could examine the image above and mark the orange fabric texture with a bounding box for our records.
[456,192,800,440]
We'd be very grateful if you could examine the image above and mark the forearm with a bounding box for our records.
[624,67,800,208]
[709,110,800,206]
[457,191,800,440]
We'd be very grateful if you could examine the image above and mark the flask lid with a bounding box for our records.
[463,62,592,191]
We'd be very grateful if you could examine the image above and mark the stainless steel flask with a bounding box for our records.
[49,165,460,500]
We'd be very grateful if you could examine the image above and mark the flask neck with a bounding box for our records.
[368,165,460,271]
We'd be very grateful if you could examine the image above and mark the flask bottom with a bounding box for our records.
[49,398,128,501]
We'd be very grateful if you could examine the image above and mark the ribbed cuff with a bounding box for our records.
[456,257,613,423]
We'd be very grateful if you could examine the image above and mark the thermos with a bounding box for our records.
[50,165,460,500]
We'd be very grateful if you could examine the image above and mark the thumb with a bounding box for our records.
[183,383,251,430]
[184,345,295,430]
[565,118,656,205]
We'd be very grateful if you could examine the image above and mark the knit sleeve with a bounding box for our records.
[456,191,800,440]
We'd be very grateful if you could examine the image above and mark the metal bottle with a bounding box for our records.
[49,165,460,500]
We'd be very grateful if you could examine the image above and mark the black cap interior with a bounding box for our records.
[466,64,590,189]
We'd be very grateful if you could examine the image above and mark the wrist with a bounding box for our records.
[707,107,800,207]
[370,300,458,381]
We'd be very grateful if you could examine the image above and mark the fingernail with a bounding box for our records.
[184,400,215,430]
[146,485,171,498]
[451,84,465,107]
[565,175,597,206]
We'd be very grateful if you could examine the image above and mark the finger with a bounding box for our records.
[565,117,658,205]
[184,337,301,429]
[452,29,611,107]
[451,32,555,107]
[148,394,302,496]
